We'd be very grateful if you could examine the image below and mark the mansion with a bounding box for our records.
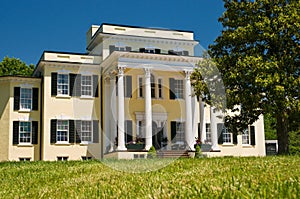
[0,23,266,161]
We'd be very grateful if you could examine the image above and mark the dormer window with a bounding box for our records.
[168,50,189,56]
[139,47,161,54]
[109,45,131,54]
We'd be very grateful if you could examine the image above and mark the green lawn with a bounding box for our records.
[0,156,299,198]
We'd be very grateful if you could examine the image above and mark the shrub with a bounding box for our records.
[147,146,157,158]
[195,145,202,158]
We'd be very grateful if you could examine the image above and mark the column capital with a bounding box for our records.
[144,67,151,77]
[184,69,193,79]
[118,67,126,76]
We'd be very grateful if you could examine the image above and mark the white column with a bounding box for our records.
[144,68,152,150]
[199,99,206,143]
[109,75,117,152]
[210,106,220,151]
[184,70,194,150]
[117,67,126,150]
[104,78,111,152]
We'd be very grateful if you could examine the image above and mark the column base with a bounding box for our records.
[145,145,152,150]
[116,146,127,151]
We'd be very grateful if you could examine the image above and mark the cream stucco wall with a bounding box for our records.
[41,64,102,161]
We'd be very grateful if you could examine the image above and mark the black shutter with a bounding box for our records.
[14,87,20,111]
[217,123,224,144]
[169,78,176,99]
[139,48,145,53]
[93,120,99,143]
[171,121,177,143]
[183,51,189,56]
[32,121,38,144]
[50,120,57,144]
[116,76,118,96]
[69,74,76,96]
[198,123,201,139]
[250,126,256,145]
[13,121,19,145]
[75,74,81,97]
[125,46,131,52]
[51,73,57,96]
[155,49,161,54]
[125,120,133,143]
[233,133,238,144]
[125,76,132,98]
[32,88,39,111]
[69,120,75,143]
[109,45,115,54]
[75,120,81,143]
[93,75,99,97]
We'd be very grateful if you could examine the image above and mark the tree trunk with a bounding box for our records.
[276,113,289,155]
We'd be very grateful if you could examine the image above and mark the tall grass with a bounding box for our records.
[0,156,299,198]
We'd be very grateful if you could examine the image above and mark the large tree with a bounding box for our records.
[206,0,299,154]
[0,56,34,77]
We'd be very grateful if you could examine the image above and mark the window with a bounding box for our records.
[151,74,155,98]
[57,120,69,142]
[81,75,92,96]
[82,156,92,160]
[19,122,31,144]
[19,158,31,161]
[174,79,184,99]
[138,77,144,98]
[175,122,185,143]
[57,156,68,161]
[20,88,32,110]
[158,78,163,98]
[57,74,69,95]
[242,128,250,145]
[81,121,92,143]
[206,123,211,143]
[222,127,232,144]
[137,120,144,137]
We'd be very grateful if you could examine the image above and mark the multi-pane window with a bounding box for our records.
[138,77,143,98]
[81,75,92,96]
[81,121,92,142]
[57,156,68,161]
[158,78,163,98]
[115,46,126,51]
[57,74,69,95]
[174,79,184,99]
[57,120,69,142]
[222,127,232,143]
[206,123,211,143]
[151,74,155,98]
[175,122,185,143]
[19,122,31,144]
[20,88,32,110]
[242,128,250,145]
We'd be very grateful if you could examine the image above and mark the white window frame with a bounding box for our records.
[157,78,163,99]
[136,120,144,138]
[205,123,211,143]
[20,88,32,111]
[81,75,92,97]
[57,74,69,96]
[137,76,144,98]
[222,127,232,144]
[56,120,69,143]
[242,128,250,145]
[81,120,92,143]
[175,122,185,144]
[174,79,184,99]
[19,121,31,144]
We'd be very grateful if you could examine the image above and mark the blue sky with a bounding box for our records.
[0,0,224,65]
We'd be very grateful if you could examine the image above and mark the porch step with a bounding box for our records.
[157,150,190,158]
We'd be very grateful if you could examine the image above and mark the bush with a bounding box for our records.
[289,130,300,155]
[195,145,202,158]
[147,146,157,158]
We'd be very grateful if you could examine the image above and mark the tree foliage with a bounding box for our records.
[205,0,299,154]
[0,56,34,77]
